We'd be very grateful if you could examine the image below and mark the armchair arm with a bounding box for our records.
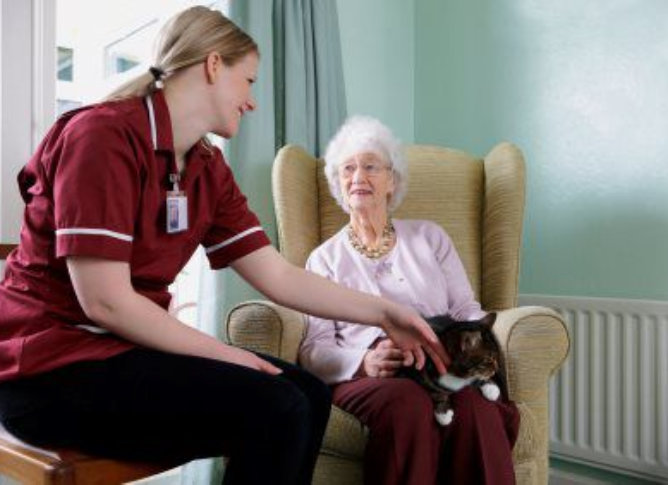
[493,306,569,398]
[492,305,570,484]
[225,300,306,363]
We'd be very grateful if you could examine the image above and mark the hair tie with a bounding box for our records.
[149,66,165,88]
[149,66,165,80]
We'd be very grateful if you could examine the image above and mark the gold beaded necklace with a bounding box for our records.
[347,222,396,259]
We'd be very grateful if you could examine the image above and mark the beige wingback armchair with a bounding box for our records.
[226,143,570,485]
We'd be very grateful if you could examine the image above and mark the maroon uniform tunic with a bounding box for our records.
[0,89,270,382]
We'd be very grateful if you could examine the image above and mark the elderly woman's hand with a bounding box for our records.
[381,303,451,375]
[357,339,405,378]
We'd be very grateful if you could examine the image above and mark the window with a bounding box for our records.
[103,18,158,77]
[56,99,81,116]
[57,46,73,81]
[113,55,140,74]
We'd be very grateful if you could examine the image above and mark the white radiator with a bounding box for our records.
[519,294,668,483]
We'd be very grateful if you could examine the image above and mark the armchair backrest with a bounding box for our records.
[272,142,526,310]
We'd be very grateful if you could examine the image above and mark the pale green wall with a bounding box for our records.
[337,0,415,143]
[340,0,668,300]
[414,0,668,300]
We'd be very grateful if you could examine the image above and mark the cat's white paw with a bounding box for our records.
[434,409,454,426]
[480,382,500,401]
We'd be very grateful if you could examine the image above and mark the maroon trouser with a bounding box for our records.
[332,377,520,485]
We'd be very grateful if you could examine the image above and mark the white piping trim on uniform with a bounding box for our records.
[145,95,157,150]
[74,324,110,334]
[205,226,263,254]
[56,228,133,242]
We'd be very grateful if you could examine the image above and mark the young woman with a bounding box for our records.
[0,7,446,485]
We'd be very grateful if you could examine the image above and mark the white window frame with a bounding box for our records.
[0,0,55,242]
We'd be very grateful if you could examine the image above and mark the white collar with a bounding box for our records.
[144,95,157,150]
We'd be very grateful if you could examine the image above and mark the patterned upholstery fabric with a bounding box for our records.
[227,143,570,485]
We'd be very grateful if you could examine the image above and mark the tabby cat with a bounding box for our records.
[400,312,507,426]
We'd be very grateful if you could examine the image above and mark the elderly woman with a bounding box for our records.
[298,116,520,485]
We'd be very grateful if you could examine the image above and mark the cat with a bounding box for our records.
[400,312,507,426]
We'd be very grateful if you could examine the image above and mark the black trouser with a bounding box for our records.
[0,348,331,485]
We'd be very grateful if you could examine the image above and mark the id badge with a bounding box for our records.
[166,191,188,233]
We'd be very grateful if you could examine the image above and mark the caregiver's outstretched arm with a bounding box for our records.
[231,245,450,374]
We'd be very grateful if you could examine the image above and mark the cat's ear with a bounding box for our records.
[480,312,497,329]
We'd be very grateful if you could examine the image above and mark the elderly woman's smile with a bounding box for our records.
[339,152,394,214]
[349,188,373,197]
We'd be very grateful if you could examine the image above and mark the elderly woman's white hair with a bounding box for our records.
[324,115,407,213]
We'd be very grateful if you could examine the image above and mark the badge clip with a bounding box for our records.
[166,174,187,234]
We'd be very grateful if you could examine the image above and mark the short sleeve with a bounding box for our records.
[202,156,270,269]
[53,114,139,261]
